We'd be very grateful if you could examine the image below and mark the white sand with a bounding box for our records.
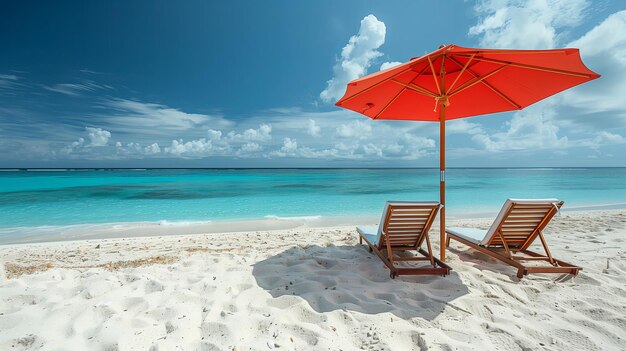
[1,210,625,350]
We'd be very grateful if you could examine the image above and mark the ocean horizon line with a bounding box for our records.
[2,166,626,171]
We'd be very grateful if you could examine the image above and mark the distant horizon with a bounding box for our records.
[3,166,626,170]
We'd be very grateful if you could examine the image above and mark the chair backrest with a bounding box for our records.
[375,201,440,248]
[482,199,563,249]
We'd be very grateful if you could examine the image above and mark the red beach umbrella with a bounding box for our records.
[335,44,600,262]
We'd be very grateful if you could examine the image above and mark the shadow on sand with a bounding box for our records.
[252,244,469,320]
[446,245,576,282]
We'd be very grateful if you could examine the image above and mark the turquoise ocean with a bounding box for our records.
[1,168,625,241]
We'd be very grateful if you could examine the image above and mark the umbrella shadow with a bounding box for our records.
[252,244,468,320]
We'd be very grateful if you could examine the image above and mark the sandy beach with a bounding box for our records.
[1,210,625,350]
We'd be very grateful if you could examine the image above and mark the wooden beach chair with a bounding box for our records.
[446,199,581,278]
[357,201,451,279]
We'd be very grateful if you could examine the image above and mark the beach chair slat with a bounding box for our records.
[387,240,419,245]
[385,235,421,241]
[506,215,547,220]
[511,204,555,209]
[500,231,536,236]
[387,224,427,229]
[388,218,429,222]
[503,222,543,227]
[501,226,538,231]
[502,223,538,228]
[390,210,433,215]
[509,209,552,215]
[387,227,425,232]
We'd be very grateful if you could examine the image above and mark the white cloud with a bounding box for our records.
[62,127,111,155]
[281,138,298,153]
[164,138,213,157]
[43,81,108,96]
[464,2,626,158]
[0,74,20,89]
[85,127,111,146]
[320,14,386,103]
[161,124,271,158]
[270,137,342,159]
[114,141,162,157]
[104,98,232,134]
[226,124,272,142]
[469,0,589,49]
[578,131,626,150]
[446,119,485,135]
[307,119,321,137]
[560,11,626,119]
[239,142,262,154]
[144,142,161,154]
[594,131,626,145]
[471,106,568,152]
[336,120,373,138]
[207,129,222,140]
[380,61,402,70]
[66,137,85,151]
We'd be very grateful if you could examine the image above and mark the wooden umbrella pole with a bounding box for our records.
[439,52,448,262]
[439,101,446,262]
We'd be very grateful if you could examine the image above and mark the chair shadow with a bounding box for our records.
[252,244,469,320]
[446,245,574,282]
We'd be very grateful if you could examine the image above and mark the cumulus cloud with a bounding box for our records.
[144,143,161,154]
[380,61,403,70]
[85,127,111,146]
[226,124,272,142]
[307,119,321,137]
[164,138,213,157]
[471,106,568,152]
[269,137,342,159]
[207,129,222,140]
[60,127,112,157]
[281,138,298,153]
[160,125,271,158]
[63,127,111,155]
[239,142,262,154]
[114,141,162,157]
[580,131,626,151]
[65,137,85,152]
[469,0,589,48]
[336,120,373,138]
[320,14,387,103]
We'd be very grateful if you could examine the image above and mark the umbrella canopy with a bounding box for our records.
[335,44,600,261]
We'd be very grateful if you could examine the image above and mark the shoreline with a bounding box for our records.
[1,205,626,246]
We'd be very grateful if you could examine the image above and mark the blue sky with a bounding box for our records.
[1,0,625,168]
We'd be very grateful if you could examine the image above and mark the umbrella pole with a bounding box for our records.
[439,102,446,262]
